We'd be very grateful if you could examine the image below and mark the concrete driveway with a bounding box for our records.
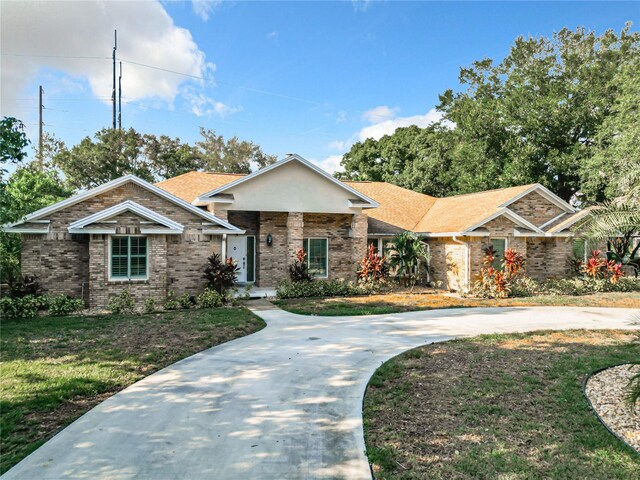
[3,304,638,480]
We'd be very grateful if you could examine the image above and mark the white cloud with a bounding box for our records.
[336,111,347,123]
[362,105,399,123]
[192,0,221,21]
[266,30,279,40]
[327,140,346,151]
[311,155,345,174]
[1,1,212,114]
[183,87,241,118]
[358,108,446,141]
[351,0,373,13]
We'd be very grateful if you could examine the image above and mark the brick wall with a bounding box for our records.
[258,212,288,286]
[525,237,573,281]
[508,190,564,227]
[21,234,90,302]
[426,238,467,291]
[20,181,225,309]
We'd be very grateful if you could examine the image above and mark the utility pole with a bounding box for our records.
[112,29,117,129]
[38,85,44,170]
[118,61,122,129]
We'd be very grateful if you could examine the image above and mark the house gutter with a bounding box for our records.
[452,235,471,291]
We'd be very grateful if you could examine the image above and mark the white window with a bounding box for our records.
[303,238,328,278]
[367,237,394,257]
[110,236,148,281]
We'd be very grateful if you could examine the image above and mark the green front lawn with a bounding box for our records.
[0,307,265,474]
[275,291,640,316]
[364,330,640,479]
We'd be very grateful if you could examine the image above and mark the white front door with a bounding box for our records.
[227,235,255,284]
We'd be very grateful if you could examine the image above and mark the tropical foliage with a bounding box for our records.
[203,254,240,293]
[473,247,526,298]
[358,243,390,283]
[388,232,429,286]
[288,248,313,282]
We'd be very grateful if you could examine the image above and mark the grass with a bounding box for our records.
[363,330,640,479]
[275,291,640,316]
[0,307,265,474]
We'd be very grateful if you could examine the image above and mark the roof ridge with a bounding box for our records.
[442,183,538,199]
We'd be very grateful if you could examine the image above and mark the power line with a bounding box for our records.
[118,57,327,107]
[1,53,110,60]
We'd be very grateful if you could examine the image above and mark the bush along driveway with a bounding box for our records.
[0,307,265,474]
[2,305,638,480]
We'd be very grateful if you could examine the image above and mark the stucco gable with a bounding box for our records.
[195,155,378,213]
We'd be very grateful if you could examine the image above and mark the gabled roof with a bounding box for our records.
[68,200,184,234]
[343,181,437,231]
[413,184,539,233]
[156,171,246,204]
[547,207,595,234]
[194,154,379,208]
[154,163,576,237]
[3,175,242,233]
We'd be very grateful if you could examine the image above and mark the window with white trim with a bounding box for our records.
[303,238,328,278]
[110,236,148,280]
[490,237,507,270]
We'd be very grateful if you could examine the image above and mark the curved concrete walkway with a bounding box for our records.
[3,305,638,480]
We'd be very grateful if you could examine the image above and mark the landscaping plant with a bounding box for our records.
[203,253,240,293]
[288,248,313,282]
[108,290,136,315]
[388,232,429,287]
[473,247,525,298]
[358,244,390,283]
[6,274,42,298]
[197,288,224,308]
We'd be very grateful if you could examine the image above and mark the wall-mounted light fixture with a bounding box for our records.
[266,233,273,246]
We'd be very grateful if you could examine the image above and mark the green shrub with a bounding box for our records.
[163,291,180,311]
[505,277,540,298]
[0,295,39,320]
[540,276,640,296]
[177,293,193,309]
[197,288,223,308]
[276,279,391,299]
[143,297,156,314]
[48,295,85,316]
[108,290,136,315]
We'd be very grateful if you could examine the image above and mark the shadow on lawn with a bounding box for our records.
[364,330,640,480]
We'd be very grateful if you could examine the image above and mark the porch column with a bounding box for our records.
[351,213,368,264]
[287,212,304,261]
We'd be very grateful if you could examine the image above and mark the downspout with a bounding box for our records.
[452,235,470,291]
[222,234,227,259]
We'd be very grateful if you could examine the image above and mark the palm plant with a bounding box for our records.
[574,166,640,275]
[388,232,430,287]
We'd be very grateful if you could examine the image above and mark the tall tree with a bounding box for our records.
[143,134,202,180]
[195,128,277,173]
[0,164,71,283]
[438,24,639,201]
[340,24,640,202]
[339,125,461,197]
[53,128,153,189]
[581,55,640,203]
[0,116,30,178]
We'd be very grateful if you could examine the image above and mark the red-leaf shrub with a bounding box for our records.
[358,244,390,283]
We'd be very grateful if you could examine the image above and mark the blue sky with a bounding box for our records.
[1,1,638,173]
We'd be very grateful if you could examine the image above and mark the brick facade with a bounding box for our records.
[20,181,225,309]
[508,191,564,227]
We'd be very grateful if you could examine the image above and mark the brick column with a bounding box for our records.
[209,203,228,221]
[287,212,304,261]
[351,213,368,265]
[88,234,106,308]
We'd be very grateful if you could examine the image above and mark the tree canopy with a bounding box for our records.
[51,127,277,190]
[340,24,640,203]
